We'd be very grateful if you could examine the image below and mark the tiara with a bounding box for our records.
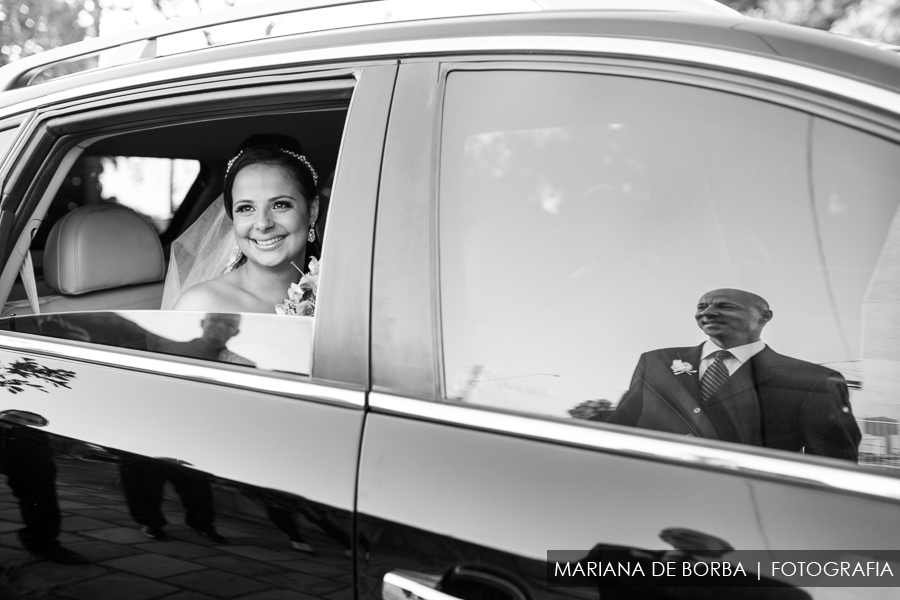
[226,146,319,185]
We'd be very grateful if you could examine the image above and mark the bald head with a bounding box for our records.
[200,313,241,348]
[695,288,772,349]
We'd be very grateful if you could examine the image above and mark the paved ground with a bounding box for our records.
[0,456,356,600]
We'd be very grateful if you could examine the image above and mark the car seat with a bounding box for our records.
[2,204,166,316]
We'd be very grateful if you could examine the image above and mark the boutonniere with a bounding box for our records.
[671,360,696,376]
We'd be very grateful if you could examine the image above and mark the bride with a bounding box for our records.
[171,134,320,314]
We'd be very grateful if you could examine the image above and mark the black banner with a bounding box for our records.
[547,550,900,588]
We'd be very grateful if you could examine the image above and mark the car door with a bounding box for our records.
[358,54,900,600]
[0,61,395,598]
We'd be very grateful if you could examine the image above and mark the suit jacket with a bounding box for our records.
[605,344,861,462]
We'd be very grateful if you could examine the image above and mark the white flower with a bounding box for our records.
[276,258,321,316]
[671,360,696,376]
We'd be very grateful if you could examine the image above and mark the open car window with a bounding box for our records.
[0,79,353,380]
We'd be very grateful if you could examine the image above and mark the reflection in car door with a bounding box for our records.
[358,60,900,600]
[0,64,395,598]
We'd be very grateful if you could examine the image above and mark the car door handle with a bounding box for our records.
[383,572,460,600]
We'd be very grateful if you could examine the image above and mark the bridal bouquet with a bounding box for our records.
[276,257,319,317]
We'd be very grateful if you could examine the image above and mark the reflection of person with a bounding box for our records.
[173,133,320,314]
[1,425,87,564]
[250,486,369,557]
[119,455,226,544]
[606,289,861,461]
[152,313,254,366]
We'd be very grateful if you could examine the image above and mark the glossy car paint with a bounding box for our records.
[0,339,361,597]
[358,408,900,600]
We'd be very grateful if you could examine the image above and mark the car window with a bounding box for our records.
[0,94,352,378]
[99,156,200,233]
[31,155,201,252]
[438,69,900,467]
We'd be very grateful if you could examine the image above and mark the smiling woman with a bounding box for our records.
[173,134,322,314]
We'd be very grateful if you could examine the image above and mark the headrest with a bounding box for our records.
[44,204,166,296]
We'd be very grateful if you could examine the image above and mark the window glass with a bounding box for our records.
[811,118,900,464]
[0,311,314,375]
[35,155,200,243]
[439,70,899,466]
[97,156,200,232]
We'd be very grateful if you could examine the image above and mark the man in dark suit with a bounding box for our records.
[606,289,861,461]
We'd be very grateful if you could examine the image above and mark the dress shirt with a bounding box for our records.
[699,339,766,379]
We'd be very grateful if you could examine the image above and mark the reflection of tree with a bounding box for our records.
[721,0,863,30]
[719,0,900,45]
[568,399,615,421]
[0,358,76,394]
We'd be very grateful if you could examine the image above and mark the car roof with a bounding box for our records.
[0,0,736,92]
[0,0,898,114]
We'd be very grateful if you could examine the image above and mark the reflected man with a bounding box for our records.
[606,289,861,461]
[1,424,87,564]
[153,313,254,366]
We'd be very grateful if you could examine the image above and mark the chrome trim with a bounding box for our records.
[6,36,900,122]
[383,573,460,600]
[0,331,365,408]
[370,392,900,502]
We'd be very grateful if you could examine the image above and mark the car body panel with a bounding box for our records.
[0,336,362,597]
[371,60,440,398]
[358,404,900,600]
[313,63,396,386]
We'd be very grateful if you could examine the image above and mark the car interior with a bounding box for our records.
[2,107,349,317]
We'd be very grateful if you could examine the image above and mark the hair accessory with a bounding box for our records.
[226,146,318,185]
[307,226,316,243]
[281,149,319,186]
[226,149,246,175]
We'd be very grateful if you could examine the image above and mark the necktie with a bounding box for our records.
[700,350,733,403]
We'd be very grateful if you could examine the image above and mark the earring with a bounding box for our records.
[307,225,316,243]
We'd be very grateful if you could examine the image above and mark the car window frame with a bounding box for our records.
[372,53,900,487]
[0,61,398,396]
[0,114,32,271]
